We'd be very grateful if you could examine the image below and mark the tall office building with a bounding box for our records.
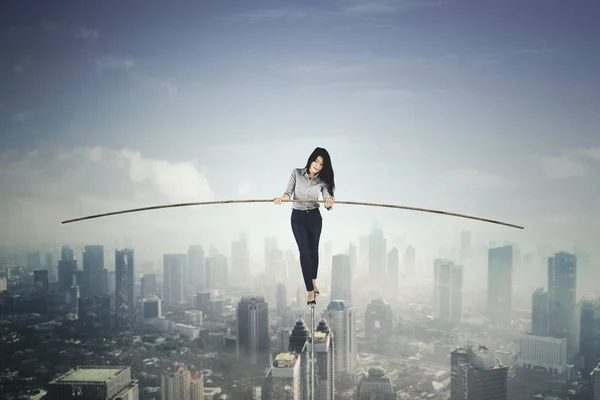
[33,270,49,293]
[331,254,352,305]
[206,255,228,290]
[324,300,356,375]
[141,274,157,298]
[231,233,250,284]
[275,283,287,319]
[288,317,310,399]
[531,288,549,335]
[312,318,335,400]
[115,249,135,324]
[61,245,74,261]
[404,246,415,279]
[487,245,513,326]
[548,252,577,353]
[580,300,600,376]
[190,371,204,400]
[237,296,270,365]
[387,247,399,296]
[433,259,463,324]
[83,245,105,296]
[188,245,206,292]
[47,366,138,399]
[451,345,508,400]
[163,254,186,305]
[369,227,387,280]
[161,362,191,400]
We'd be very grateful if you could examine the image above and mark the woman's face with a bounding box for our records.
[310,156,324,174]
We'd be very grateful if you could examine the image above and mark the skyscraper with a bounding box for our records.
[487,245,513,326]
[237,296,270,365]
[324,300,356,376]
[83,245,105,296]
[547,252,577,353]
[115,248,135,324]
[369,227,387,280]
[531,288,549,335]
[188,245,206,292]
[434,259,463,324]
[163,254,185,305]
[387,247,399,296]
[331,254,352,305]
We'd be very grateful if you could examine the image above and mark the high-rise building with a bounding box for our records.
[369,227,387,280]
[206,255,228,290]
[434,259,463,324]
[163,254,186,305]
[312,318,335,400]
[404,246,415,280]
[548,252,577,353]
[231,233,250,284]
[188,245,206,292]
[531,288,549,335]
[115,249,135,324]
[331,254,352,305]
[83,245,105,296]
[33,270,49,293]
[275,283,287,319]
[451,345,508,400]
[324,300,356,376]
[190,371,204,400]
[487,245,513,326]
[47,366,138,399]
[237,296,270,365]
[141,274,157,298]
[580,300,600,376]
[61,245,74,261]
[58,259,77,292]
[387,247,399,296]
[161,362,190,400]
[356,366,395,399]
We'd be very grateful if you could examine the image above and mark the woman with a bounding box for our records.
[274,147,336,306]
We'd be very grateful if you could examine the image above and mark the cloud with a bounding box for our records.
[437,168,516,189]
[341,0,443,14]
[96,55,135,71]
[79,27,99,40]
[95,55,178,97]
[0,145,217,245]
[534,147,600,179]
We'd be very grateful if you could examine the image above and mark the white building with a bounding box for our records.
[518,333,568,375]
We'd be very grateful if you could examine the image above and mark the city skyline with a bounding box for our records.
[1,0,599,263]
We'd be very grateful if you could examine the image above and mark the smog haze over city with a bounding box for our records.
[1,1,599,399]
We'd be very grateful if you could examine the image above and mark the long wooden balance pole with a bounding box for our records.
[60,199,523,230]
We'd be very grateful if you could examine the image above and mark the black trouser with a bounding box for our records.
[291,208,322,291]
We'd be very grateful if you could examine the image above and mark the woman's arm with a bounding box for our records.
[321,184,333,210]
[282,169,296,200]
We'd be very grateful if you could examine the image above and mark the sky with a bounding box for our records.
[1,0,599,267]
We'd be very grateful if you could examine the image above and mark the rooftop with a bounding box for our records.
[58,368,124,382]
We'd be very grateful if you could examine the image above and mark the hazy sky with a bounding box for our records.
[1,0,599,265]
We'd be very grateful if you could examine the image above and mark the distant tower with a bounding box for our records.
[237,296,270,365]
[434,259,463,324]
[487,245,513,327]
[324,300,356,376]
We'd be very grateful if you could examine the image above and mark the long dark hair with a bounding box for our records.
[304,147,335,197]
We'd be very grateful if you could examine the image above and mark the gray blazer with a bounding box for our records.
[284,168,333,211]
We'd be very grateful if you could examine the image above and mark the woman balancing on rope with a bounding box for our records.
[274,147,335,306]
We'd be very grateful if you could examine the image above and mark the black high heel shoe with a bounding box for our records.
[307,292,316,306]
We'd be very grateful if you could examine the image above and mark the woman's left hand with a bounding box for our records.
[325,197,335,208]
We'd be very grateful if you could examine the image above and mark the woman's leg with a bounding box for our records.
[307,212,323,285]
[291,213,314,291]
